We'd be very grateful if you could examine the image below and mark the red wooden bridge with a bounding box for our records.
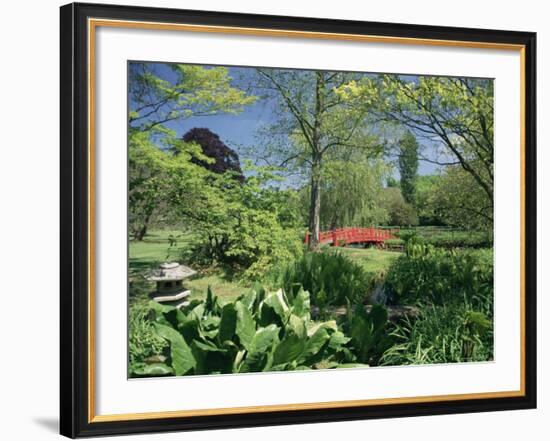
[304,227,398,247]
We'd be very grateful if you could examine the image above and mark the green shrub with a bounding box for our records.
[340,302,393,366]
[177,163,305,281]
[129,303,169,375]
[422,231,492,249]
[131,286,366,377]
[270,251,373,307]
[380,303,493,365]
[394,229,492,249]
[180,221,303,282]
[384,238,404,247]
[385,242,493,314]
[129,274,153,301]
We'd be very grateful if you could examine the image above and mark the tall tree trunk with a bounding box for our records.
[133,211,151,241]
[307,72,325,251]
[135,223,148,241]
[308,157,322,250]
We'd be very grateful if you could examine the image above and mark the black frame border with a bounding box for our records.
[60,2,537,438]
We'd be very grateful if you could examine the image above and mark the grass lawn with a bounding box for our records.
[130,230,402,303]
[333,246,401,275]
[185,274,247,302]
[129,229,247,302]
[129,229,185,274]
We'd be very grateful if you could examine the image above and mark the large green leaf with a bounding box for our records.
[258,301,279,327]
[348,304,390,364]
[218,303,237,343]
[235,301,256,351]
[148,300,176,315]
[147,300,176,327]
[177,314,200,344]
[191,339,234,375]
[349,311,371,361]
[273,333,304,366]
[240,324,280,372]
[233,349,246,372]
[249,325,280,354]
[192,339,225,352]
[154,323,196,375]
[328,330,351,349]
[302,328,330,362]
[200,314,220,339]
[307,320,337,337]
[287,314,307,339]
[189,303,205,321]
[262,290,290,322]
[239,289,257,312]
[291,288,310,320]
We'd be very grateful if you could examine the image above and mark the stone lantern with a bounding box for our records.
[147,262,196,308]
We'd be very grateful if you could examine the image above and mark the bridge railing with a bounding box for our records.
[304,227,399,246]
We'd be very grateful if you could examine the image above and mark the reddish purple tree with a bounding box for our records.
[182,128,244,180]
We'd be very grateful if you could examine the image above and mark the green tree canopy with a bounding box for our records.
[398,131,419,206]
[299,154,389,230]
[429,167,493,230]
[415,175,444,226]
[254,68,381,248]
[129,63,256,133]
[379,187,418,226]
[336,75,493,222]
[128,63,256,239]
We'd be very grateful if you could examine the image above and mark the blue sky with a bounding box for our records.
[130,62,445,178]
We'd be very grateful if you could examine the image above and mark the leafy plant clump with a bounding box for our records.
[340,301,393,366]
[178,164,304,282]
[270,251,373,308]
[422,231,492,249]
[395,229,492,249]
[129,303,169,375]
[380,304,493,366]
[384,241,493,313]
[130,287,369,377]
[383,238,404,248]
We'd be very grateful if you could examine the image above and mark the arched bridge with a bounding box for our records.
[304,227,398,247]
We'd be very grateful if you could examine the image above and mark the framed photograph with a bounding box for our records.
[60,2,536,438]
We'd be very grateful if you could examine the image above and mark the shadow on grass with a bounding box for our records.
[129,258,158,274]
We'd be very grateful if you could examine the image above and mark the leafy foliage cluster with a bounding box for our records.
[394,229,493,249]
[385,240,493,315]
[380,237,493,365]
[129,302,168,370]
[179,164,304,281]
[429,166,493,230]
[271,251,373,308]
[379,187,419,226]
[381,304,493,365]
[397,131,419,206]
[342,302,394,366]
[129,63,256,133]
[129,287,377,377]
[129,128,215,240]
[182,127,244,180]
[313,156,390,229]
[128,62,256,241]
[336,75,494,229]
[419,231,492,249]
[336,75,494,208]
